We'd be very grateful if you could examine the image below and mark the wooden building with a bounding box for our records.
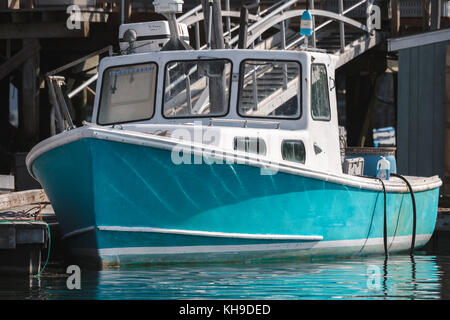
[388,29,450,195]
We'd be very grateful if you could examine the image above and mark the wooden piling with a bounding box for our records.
[390,0,400,36]
[445,45,450,196]
[18,38,40,151]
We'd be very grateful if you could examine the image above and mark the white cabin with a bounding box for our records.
[91,49,342,174]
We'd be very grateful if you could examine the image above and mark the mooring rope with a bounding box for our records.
[391,173,417,256]
[33,222,51,278]
[0,203,49,220]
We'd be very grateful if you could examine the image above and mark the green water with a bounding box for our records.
[1,252,450,300]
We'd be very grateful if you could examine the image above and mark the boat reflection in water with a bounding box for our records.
[4,254,442,300]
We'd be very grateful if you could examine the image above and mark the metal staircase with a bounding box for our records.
[178,0,383,69]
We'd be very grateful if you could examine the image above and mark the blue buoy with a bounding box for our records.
[300,10,313,36]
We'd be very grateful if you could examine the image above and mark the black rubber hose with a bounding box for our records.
[376,178,388,256]
[362,175,388,256]
[391,173,417,255]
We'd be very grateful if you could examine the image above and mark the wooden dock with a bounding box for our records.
[0,221,47,274]
[0,189,54,275]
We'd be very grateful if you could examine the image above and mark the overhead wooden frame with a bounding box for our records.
[445,45,450,195]
[0,39,40,81]
[0,21,90,39]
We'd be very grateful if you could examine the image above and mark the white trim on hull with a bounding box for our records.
[69,234,433,267]
[61,225,324,241]
[61,226,96,240]
[98,226,324,240]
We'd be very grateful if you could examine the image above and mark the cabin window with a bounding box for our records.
[234,137,267,155]
[238,60,301,119]
[98,63,157,125]
[311,64,331,121]
[281,140,306,164]
[163,59,232,118]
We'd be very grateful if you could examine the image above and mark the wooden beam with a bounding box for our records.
[0,175,14,193]
[18,38,40,150]
[423,0,432,31]
[0,21,89,39]
[445,45,450,195]
[390,0,400,36]
[19,0,33,8]
[3,0,19,9]
[0,189,49,211]
[431,0,441,31]
[0,40,40,81]
[336,33,383,69]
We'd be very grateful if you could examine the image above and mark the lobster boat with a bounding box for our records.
[26,0,441,268]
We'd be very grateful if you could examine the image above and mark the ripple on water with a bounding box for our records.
[0,253,448,300]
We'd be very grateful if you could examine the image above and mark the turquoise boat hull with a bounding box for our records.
[29,133,440,268]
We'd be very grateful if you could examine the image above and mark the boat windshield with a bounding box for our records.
[238,60,301,119]
[98,63,158,125]
[163,59,231,118]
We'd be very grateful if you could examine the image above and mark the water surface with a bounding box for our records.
[2,252,450,300]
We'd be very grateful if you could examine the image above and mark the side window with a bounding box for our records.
[311,64,330,121]
[163,59,232,118]
[281,140,306,164]
[234,137,267,155]
[238,60,301,119]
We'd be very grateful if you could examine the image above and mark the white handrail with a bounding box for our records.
[182,10,259,27]
[177,4,202,23]
[174,0,375,54]
[343,0,367,15]
[68,73,98,99]
[229,0,373,50]
[242,9,370,48]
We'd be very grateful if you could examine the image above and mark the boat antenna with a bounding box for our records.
[153,0,192,51]
[207,0,213,49]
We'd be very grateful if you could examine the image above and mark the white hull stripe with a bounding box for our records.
[61,226,96,240]
[71,234,432,257]
[97,225,324,241]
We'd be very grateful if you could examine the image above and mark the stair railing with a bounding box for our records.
[228,0,377,52]
[178,0,297,49]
